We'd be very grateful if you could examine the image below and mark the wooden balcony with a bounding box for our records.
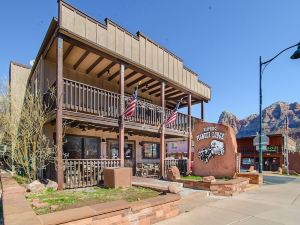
[61,78,198,136]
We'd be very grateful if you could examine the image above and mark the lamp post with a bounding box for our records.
[258,43,300,174]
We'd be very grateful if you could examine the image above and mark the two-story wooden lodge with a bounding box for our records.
[10,1,211,189]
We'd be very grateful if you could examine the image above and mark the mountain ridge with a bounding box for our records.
[218,102,300,143]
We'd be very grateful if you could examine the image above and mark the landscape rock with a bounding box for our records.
[203,176,216,183]
[46,179,58,191]
[32,198,40,204]
[50,205,59,211]
[248,166,255,172]
[26,180,45,193]
[167,166,180,181]
[32,202,49,208]
[168,184,182,194]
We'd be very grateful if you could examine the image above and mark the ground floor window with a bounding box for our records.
[142,142,160,159]
[63,135,100,159]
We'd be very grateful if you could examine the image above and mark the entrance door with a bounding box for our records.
[106,140,135,170]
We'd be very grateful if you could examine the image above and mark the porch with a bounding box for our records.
[61,158,187,189]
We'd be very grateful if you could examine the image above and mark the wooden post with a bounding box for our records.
[56,34,64,190]
[119,64,125,167]
[160,81,165,177]
[187,94,192,173]
[201,100,204,121]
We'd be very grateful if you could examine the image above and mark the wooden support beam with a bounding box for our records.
[56,35,64,190]
[125,71,138,81]
[108,67,125,81]
[97,62,115,77]
[165,90,182,99]
[73,50,89,70]
[119,64,125,167]
[142,82,161,93]
[155,86,173,97]
[187,94,192,172]
[149,87,161,95]
[160,81,165,178]
[167,93,187,101]
[127,75,146,87]
[86,56,103,74]
[63,45,73,61]
[138,78,155,89]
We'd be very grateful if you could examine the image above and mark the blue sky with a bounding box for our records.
[0,0,299,122]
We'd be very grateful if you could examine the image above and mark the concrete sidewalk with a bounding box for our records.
[155,175,300,225]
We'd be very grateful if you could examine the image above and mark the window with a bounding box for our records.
[242,158,254,165]
[63,135,100,159]
[142,143,160,159]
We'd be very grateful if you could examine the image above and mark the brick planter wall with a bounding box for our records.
[179,177,250,196]
[209,178,249,196]
[179,180,211,191]
[236,172,263,185]
[1,173,180,225]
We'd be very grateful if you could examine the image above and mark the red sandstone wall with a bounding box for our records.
[192,121,238,178]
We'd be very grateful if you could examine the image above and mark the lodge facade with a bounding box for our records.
[9,1,211,189]
[237,134,297,171]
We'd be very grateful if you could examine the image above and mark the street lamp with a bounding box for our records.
[258,42,300,174]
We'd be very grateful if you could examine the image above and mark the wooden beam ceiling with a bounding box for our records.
[73,50,89,70]
[167,93,188,101]
[97,62,115,77]
[155,87,175,97]
[149,87,161,95]
[165,90,182,99]
[138,78,155,89]
[86,56,103,74]
[142,82,161,93]
[124,71,138,81]
[108,69,120,81]
[63,45,74,61]
[127,75,147,87]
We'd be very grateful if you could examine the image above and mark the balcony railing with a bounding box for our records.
[63,78,197,132]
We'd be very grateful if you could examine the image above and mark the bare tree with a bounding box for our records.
[0,80,56,182]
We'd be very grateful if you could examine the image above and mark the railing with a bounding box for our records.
[164,158,188,178]
[63,159,121,189]
[63,78,194,132]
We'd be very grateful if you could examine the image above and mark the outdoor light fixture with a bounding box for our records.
[258,42,300,174]
[290,43,300,59]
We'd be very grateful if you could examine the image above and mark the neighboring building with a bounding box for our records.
[237,134,297,171]
[166,139,194,159]
[9,62,31,126]
[10,1,211,189]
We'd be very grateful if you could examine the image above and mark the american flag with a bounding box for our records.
[124,85,138,117]
[164,100,181,126]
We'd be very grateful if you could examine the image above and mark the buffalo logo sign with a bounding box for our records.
[198,140,225,163]
[196,126,226,163]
